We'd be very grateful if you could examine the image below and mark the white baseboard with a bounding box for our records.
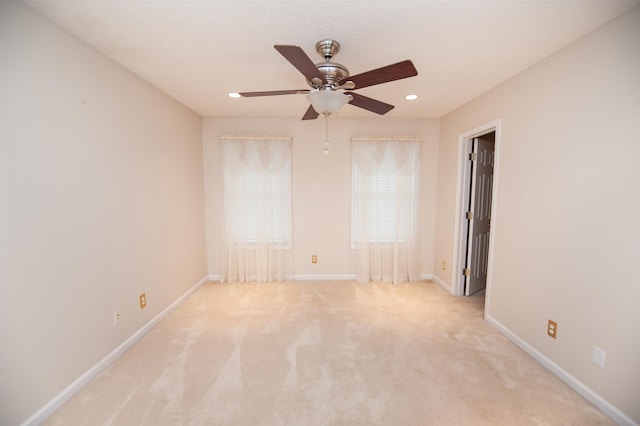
[211,274,436,284]
[210,275,356,282]
[291,274,357,281]
[485,314,638,426]
[22,275,211,426]
[294,274,435,282]
[429,274,452,294]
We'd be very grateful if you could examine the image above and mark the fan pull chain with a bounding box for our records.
[323,113,330,156]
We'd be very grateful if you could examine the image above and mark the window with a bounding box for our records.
[351,138,420,245]
[220,136,291,246]
[227,166,290,244]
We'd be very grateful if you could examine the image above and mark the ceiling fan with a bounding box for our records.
[239,39,418,120]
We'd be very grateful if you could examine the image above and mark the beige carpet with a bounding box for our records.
[45,281,611,425]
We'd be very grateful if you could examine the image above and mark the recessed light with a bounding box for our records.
[405,94,419,101]
[228,92,241,98]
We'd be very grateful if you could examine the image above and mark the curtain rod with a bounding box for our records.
[351,136,422,142]
[219,134,292,141]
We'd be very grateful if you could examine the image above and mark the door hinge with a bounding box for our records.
[466,211,473,220]
[469,152,477,161]
[463,268,471,277]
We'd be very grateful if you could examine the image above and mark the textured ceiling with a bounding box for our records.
[21,0,640,118]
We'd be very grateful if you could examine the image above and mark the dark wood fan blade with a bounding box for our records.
[274,45,324,81]
[347,60,418,90]
[302,105,319,120]
[348,92,394,115]
[239,89,309,97]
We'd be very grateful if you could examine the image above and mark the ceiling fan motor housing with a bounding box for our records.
[307,39,350,89]
[311,61,350,88]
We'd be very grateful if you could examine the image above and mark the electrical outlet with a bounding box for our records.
[592,346,606,368]
[442,261,447,271]
[547,319,557,339]
[113,310,121,326]
[312,255,317,264]
[139,293,147,309]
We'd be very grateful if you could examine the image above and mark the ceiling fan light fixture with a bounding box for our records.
[228,92,241,98]
[405,94,419,101]
[306,90,350,115]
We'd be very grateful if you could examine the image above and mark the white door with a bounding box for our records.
[465,136,494,296]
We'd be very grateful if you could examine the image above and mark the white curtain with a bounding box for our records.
[351,137,421,284]
[219,135,292,283]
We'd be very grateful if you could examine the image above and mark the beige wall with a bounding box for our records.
[0,1,207,424]
[203,117,439,279]
[434,7,640,423]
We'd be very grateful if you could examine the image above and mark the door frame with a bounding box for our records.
[453,120,501,307]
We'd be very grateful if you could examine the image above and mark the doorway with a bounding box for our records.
[464,132,495,295]
[454,120,500,299]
